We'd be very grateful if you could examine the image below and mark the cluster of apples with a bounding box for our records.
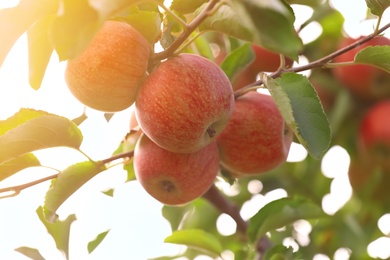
[64,21,293,205]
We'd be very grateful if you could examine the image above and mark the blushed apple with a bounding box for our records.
[133,134,220,205]
[135,53,234,153]
[217,91,293,177]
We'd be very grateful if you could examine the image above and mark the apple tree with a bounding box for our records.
[1,0,390,259]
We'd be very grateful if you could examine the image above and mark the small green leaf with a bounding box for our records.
[14,246,45,260]
[0,108,83,164]
[171,0,208,14]
[263,245,295,260]
[365,0,390,16]
[247,197,326,242]
[164,229,223,257]
[162,204,193,231]
[27,14,55,90]
[220,43,255,81]
[102,189,114,197]
[354,45,390,73]
[71,109,88,126]
[44,161,106,222]
[193,34,214,61]
[0,153,40,181]
[36,206,76,259]
[265,73,331,159]
[0,0,58,67]
[88,230,110,254]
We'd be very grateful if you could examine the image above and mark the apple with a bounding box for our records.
[217,91,293,177]
[133,134,220,205]
[332,36,390,101]
[65,21,150,112]
[135,53,234,154]
[358,100,390,170]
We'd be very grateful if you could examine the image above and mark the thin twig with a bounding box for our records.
[234,21,390,99]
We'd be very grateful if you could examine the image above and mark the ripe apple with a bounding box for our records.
[135,53,234,154]
[217,91,293,177]
[332,36,390,101]
[65,21,150,112]
[358,100,390,169]
[133,134,220,205]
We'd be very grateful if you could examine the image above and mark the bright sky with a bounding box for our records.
[0,1,390,260]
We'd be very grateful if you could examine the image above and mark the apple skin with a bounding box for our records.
[217,91,293,177]
[135,53,234,154]
[333,36,390,101]
[249,44,294,73]
[133,134,220,206]
[359,100,390,169]
[65,21,150,112]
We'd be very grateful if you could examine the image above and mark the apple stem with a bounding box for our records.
[206,126,216,138]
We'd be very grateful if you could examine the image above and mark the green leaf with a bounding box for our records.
[0,108,83,164]
[365,0,390,16]
[44,161,106,222]
[36,206,76,259]
[162,204,192,231]
[197,4,255,44]
[263,245,295,260]
[27,14,55,90]
[102,188,114,197]
[0,0,58,67]
[50,0,101,61]
[88,230,110,254]
[14,246,45,260]
[230,0,302,60]
[0,153,40,181]
[171,0,208,14]
[164,229,223,257]
[354,45,390,73]
[247,197,326,242]
[220,43,255,81]
[116,9,162,44]
[265,73,331,159]
[193,34,215,61]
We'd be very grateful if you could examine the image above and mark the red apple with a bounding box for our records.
[133,134,220,205]
[359,100,390,169]
[217,91,293,177]
[65,21,150,112]
[135,53,234,154]
[249,44,294,73]
[332,36,390,101]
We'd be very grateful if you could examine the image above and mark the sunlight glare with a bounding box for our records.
[216,213,237,236]
[368,237,390,259]
[378,213,390,235]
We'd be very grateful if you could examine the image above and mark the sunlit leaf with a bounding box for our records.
[27,14,55,90]
[0,108,83,164]
[164,229,223,256]
[247,197,326,242]
[265,73,331,159]
[0,153,40,181]
[102,189,114,197]
[162,204,192,231]
[365,0,390,16]
[36,206,76,259]
[193,34,214,60]
[71,108,88,126]
[170,0,208,14]
[44,161,106,222]
[220,43,255,81]
[14,246,45,260]
[88,230,110,253]
[0,0,58,67]
[354,45,390,73]
[230,0,302,60]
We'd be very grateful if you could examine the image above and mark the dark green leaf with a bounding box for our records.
[44,161,106,222]
[164,229,223,256]
[265,73,331,159]
[0,108,83,164]
[27,14,55,90]
[354,45,390,73]
[0,153,40,181]
[220,43,255,81]
[14,246,45,260]
[0,0,58,67]
[88,230,110,253]
[231,0,302,60]
[36,206,76,259]
[247,197,325,242]
[171,0,208,14]
[365,0,390,16]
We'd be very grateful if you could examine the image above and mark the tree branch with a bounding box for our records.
[234,21,390,99]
